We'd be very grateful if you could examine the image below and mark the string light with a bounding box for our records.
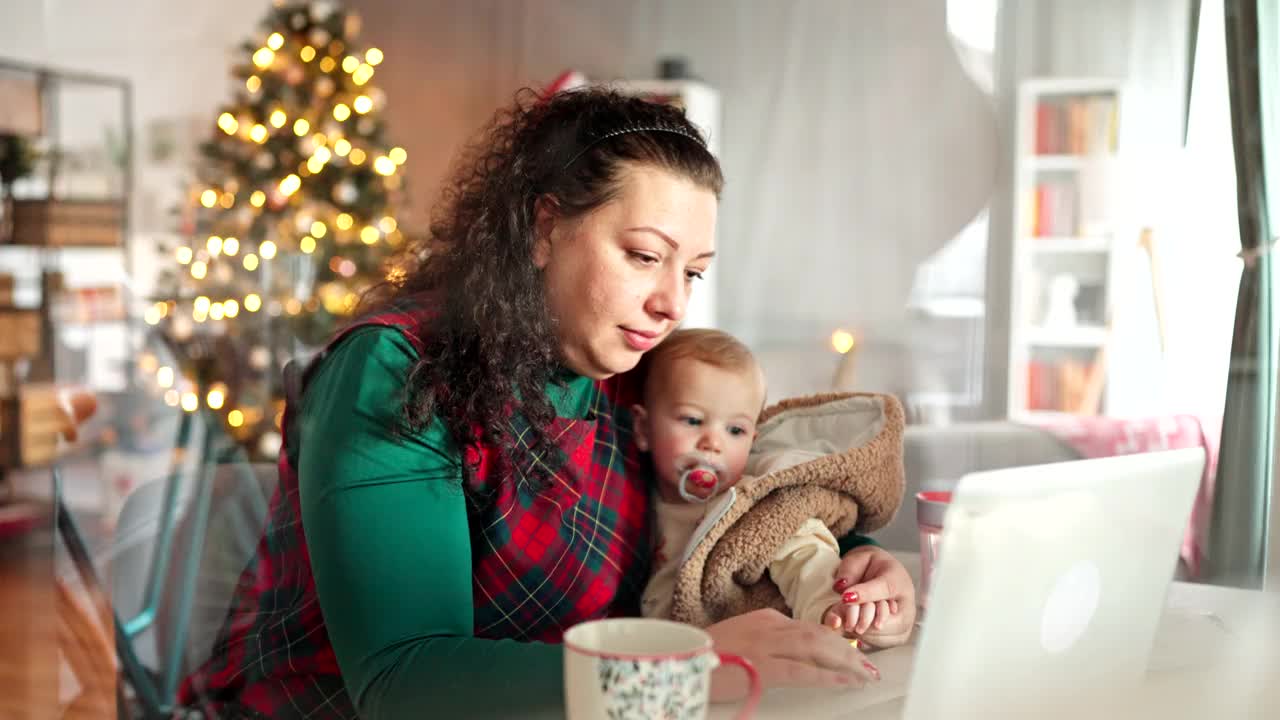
[311,132,328,147]
[300,235,317,253]
[336,213,354,230]
[194,296,211,314]
[259,240,278,259]
[293,118,310,136]
[313,147,332,164]
[144,304,164,325]
[157,366,174,388]
[228,409,245,427]
[223,237,240,255]
[319,56,337,72]
[352,64,374,86]
[244,293,262,312]
[360,225,380,244]
[190,261,208,280]
[207,387,226,410]
[348,148,366,165]
[379,216,397,233]
[373,156,396,176]
[286,298,303,315]
[224,299,240,318]
[250,124,268,143]
[176,247,193,264]
[252,47,275,68]
[164,389,180,407]
[307,156,325,174]
[219,192,235,209]
[269,109,287,128]
[334,138,352,156]
[200,190,218,207]
[250,190,266,207]
[181,392,199,412]
[267,32,284,50]
[243,253,260,271]
[353,95,373,114]
[310,221,327,238]
[389,147,407,165]
[300,45,316,62]
[365,48,384,65]
[279,174,302,196]
[209,302,225,321]
[207,235,224,255]
[218,112,239,135]
[342,55,360,73]
[246,75,262,92]
[333,103,351,121]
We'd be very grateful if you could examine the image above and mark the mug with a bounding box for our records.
[563,618,761,720]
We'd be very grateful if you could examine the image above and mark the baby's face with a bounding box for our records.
[635,358,766,503]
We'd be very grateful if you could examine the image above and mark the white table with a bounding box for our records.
[713,553,1280,719]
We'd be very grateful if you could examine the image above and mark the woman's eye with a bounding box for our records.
[679,416,702,427]
[629,251,660,266]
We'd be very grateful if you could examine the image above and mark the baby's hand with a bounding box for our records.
[821,597,900,640]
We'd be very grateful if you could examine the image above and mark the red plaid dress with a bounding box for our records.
[178,304,652,718]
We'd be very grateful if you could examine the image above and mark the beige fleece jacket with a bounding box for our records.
[642,499,841,625]
[665,392,906,628]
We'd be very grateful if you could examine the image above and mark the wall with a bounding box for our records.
[349,0,999,399]
[2,0,1000,401]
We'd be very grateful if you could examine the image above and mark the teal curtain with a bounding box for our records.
[1206,0,1278,588]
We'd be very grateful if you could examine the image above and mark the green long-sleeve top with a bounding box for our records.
[297,326,876,718]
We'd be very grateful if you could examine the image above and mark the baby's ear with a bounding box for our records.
[631,405,650,451]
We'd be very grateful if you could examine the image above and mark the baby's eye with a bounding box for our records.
[728,426,748,437]
[679,416,703,427]
[685,268,705,282]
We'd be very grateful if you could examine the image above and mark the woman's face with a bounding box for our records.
[536,164,718,379]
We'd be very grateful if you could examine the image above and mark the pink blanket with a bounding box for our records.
[1029,414,1220,579]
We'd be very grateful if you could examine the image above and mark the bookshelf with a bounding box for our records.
[1008,78,1123,418]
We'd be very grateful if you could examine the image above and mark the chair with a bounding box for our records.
[53,377,280,718]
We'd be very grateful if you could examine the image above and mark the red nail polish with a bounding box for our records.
[833,578,850,592]
[842,590,859,603]
[863,660,881,681]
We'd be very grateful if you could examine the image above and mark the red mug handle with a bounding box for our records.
[716,652,761,719]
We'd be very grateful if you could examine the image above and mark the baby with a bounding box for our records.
[635,328,884,638]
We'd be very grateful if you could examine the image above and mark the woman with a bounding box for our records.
[180,88,915,719]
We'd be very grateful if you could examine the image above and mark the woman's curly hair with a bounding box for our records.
[362,86,723,494]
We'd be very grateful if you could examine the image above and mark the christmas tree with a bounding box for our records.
[151,1,405,458]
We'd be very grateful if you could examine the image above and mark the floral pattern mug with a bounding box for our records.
[564,618,761,720]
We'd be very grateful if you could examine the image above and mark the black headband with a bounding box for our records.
[561,125,707,170]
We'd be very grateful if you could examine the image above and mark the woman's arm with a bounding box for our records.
[299,327,562,719]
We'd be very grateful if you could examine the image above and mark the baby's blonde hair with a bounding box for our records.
[642,328,765,406]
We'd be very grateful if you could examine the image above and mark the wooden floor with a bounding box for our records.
[0,530,62,719]
[1,526,119,719]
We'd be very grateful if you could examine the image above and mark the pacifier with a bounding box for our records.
[675,454,726,503]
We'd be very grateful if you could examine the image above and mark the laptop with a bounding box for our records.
[893,447,1206,718]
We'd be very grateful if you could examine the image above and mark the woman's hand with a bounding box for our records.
[830,545,916,648]
[705,608,880,702]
